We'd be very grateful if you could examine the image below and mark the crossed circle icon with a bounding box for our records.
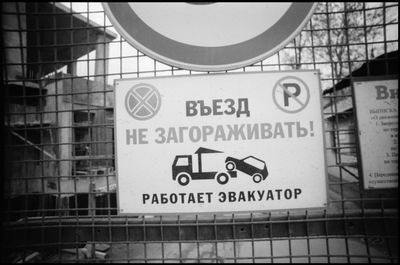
[125,83,161,120]
[272,76,310,114]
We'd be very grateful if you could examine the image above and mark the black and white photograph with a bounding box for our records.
[1,2,398,263]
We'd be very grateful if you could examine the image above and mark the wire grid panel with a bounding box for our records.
[1,2,398,263]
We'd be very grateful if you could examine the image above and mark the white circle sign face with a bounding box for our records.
[129,3,292,47]
[103,3,316,71]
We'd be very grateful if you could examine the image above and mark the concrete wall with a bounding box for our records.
[2,2,27,80]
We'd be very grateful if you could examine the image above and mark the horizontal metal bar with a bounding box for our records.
[2,211,397,248]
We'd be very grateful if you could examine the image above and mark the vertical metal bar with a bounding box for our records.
[362,2,371,75]
[15,3,28,262]
[153,59,157,77]
[160,216,165,263]
[0,2,10,233]
[143,215,147,263]
[277,50,282,71]
[323,209,331,262]
[101,5,111,218]
[250,213,255,263]
[70,1,80,221]
[37,1,46,220]
[195,215,200,262]
[216,214,221,263]
[382,2,388,64]
[287,212,293,263]
[346,4,372,263]
[119,35,123,79]
[269,212,273,263]
[309,16,317,70]
[136,49,140,78]
[305,210,311,263]
[69,5,81,259]
[232,213,237,263]
[293,36,299,69]
[328,3,346,212]
[124,216,129,262]
[49,2,62,261]
[178,215,182,263]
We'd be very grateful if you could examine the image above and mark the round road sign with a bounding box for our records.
[272,76,310,113]
[103,3,316,71]
[125,83,161,120]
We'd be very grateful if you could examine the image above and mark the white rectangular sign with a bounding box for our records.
[353,78,398,190]
[114,71,327,214]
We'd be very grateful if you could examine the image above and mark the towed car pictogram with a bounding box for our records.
[225,156,268,183]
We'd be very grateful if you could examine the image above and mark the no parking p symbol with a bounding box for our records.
[272,76,310,113]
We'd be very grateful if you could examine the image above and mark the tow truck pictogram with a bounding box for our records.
[172,147,237,186]
[172,147,268,186]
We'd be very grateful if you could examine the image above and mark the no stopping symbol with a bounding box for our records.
[273,76,310,113]
[125,83,161,120]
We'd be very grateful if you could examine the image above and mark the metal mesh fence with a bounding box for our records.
[1,2,398,263]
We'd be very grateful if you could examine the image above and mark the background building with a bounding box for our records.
[3,2,117,218]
